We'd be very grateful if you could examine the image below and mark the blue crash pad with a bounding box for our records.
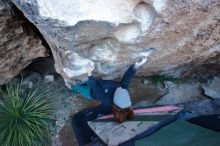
[71,81,92,99]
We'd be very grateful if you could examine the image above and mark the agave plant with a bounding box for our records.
[0,81,54,146]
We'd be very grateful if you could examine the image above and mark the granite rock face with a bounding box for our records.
[179,99,220,115]
[203,76,220,99]
[0,0,48,85]
[156,81,204,104]
[10,0,220,84]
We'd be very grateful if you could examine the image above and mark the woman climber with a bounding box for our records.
[71,48,156,146]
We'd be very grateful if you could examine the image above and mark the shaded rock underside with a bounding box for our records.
[9,0,220,84]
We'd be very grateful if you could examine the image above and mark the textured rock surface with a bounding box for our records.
[179,99,220,115]
[157,81,204,104]
[11,0,220,84]
[0,0,47,85]
[202,76,220,99]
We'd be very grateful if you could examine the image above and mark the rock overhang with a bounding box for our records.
[36,0,166,26]
[10,0,220,84]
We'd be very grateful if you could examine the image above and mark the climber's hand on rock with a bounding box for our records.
[134,58,147,69]
[134,47,156,69]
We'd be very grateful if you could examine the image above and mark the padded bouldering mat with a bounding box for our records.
[88,105,183,146]
[188,115,220,132]
[135,120,220,146]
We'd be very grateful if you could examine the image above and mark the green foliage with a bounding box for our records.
[147,75,181,84]
[0,81,54,146]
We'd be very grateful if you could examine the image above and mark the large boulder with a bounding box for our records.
[202,76,220,99]
[179,99,220,115]
[10,0,220,84]
[0,0,48,85]
[156,81,204,104]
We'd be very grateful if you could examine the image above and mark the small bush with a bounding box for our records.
[0,81,54,146]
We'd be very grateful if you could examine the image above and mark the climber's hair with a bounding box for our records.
[112,104,134,123]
